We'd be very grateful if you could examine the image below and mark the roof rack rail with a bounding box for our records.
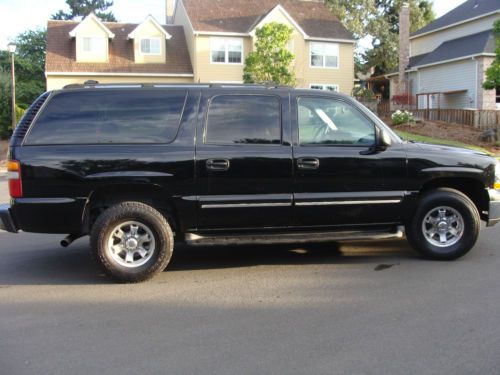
[61,82,291,90]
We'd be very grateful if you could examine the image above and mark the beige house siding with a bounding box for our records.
[74,17,110,63]
[46,75,193,91]
[131,21,167,64]
[410,14,499,56]
[194,36,252,83]
[174,0,197,77]
[176,5,354,93]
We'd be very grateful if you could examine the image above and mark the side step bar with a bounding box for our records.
[185,226,405,246]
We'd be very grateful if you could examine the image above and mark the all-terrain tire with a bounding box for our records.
[90,202,174,283]
[406,188,480,260]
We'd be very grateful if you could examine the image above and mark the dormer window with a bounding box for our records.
[69,13,115,63]
[83,36,106,54]
[140,38,161,55]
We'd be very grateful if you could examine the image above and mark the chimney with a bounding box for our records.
[398,2,410,95]
[166,0,175,24]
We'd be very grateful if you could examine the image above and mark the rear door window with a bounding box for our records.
[25,89,187,145]
[205,95,281,145]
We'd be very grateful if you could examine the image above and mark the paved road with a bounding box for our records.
[1,179,500,374]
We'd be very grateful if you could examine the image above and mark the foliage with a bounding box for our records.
[243,22,296,86]
[52,0,117,21]
[0,28,47,138]
[391,109,415,125]
[327,0,435,75]
[483,20,500,90]
[366,0,435,75]
[391,94,415,106]
[352,86,374,101]
[324,0,376,39]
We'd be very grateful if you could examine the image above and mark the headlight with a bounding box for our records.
[495,160,500,190]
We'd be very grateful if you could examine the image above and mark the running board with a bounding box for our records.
[185,226,405,246]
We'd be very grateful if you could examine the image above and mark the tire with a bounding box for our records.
[406,188,480,260]
[90,202,174,283]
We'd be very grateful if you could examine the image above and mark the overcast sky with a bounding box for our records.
[0,0,469,49]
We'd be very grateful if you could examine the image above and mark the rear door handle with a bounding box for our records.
[297,157,320,170]
[206,159,230,171]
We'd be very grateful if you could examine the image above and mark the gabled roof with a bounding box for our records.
[128,15,172,40]
[180,0,355,41]
[248,4,307,38]
[412,30,495,68]
[386,29,495,76]
[411,0,500,38]
[69,13,115,39]
[46,20,193,76]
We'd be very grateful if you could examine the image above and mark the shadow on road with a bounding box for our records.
[0,235,416,286]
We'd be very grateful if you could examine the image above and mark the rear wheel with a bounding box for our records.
[90,202,173,283]
[406,188,480,260]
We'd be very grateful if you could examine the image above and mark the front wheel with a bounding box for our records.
[406,188,480,260]
[90,202,174,283]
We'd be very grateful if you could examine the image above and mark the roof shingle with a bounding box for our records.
[411,0,500,38]
[181,0,355,40]
[46,20,193,75]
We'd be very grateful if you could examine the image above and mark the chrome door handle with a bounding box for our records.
[206,159,230,171]
[297,157,320,170]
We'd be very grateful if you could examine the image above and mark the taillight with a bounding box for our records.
[7,160,23,198]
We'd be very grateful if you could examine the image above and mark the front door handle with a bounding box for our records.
[297,157,320,170]
[206,159,230,171]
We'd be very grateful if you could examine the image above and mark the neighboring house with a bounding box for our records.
[45,13,194,90]
[387,0,500,110]
[173,0,355,92]
[46,0,356,94]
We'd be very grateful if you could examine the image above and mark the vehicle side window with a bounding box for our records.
[297,97,375,146]
[205,95,281,145]
[25,90,187,145]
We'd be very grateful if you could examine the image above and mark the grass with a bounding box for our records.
[395,130,494,155]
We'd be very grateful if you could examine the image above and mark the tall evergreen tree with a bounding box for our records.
[52,0,117,22]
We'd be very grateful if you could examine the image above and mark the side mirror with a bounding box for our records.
[378,129,392,149]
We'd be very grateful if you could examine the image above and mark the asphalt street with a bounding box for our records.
[1,176,500,375]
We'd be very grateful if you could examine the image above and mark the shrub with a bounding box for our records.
[352,86,374,101]
[391,110,415,125]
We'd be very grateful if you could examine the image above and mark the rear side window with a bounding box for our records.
[205,95,281,145]
[25,90,187,145]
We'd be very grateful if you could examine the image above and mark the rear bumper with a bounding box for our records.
[0,204,18,233]
[487,189,500,227]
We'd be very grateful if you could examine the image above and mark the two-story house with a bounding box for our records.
[387,0,499,110]
[45,0,356,93]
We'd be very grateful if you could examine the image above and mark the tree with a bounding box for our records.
[243,22,296,86]
[326,0,435,75]
[324,0,376,39]
[0,28,47,138]
[365,0,435,74]
[483,20,500,90]
[52,0,117,21]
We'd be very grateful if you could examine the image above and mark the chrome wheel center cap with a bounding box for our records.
[125,238,138,250]
[437,221,448,232]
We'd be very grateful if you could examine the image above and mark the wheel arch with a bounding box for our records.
[82,184,179,234]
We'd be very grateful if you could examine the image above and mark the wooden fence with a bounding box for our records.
[395,109,500,129]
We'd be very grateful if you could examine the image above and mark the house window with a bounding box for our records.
[310,42,339,68]
[140,38,161,55]
[82,36,105,54]
[310,84,339,92]
[210,38,243,64]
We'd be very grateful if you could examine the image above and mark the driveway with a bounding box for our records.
[1,179,500,375]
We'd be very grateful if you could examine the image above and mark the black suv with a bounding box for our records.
[1,83,499,282]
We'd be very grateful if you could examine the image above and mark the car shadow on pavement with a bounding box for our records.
[167,240,416,272]
[0,237,416,286]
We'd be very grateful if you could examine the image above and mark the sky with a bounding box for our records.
[0,0,469,49]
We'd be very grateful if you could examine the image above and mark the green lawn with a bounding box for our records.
[395,130,494,156]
